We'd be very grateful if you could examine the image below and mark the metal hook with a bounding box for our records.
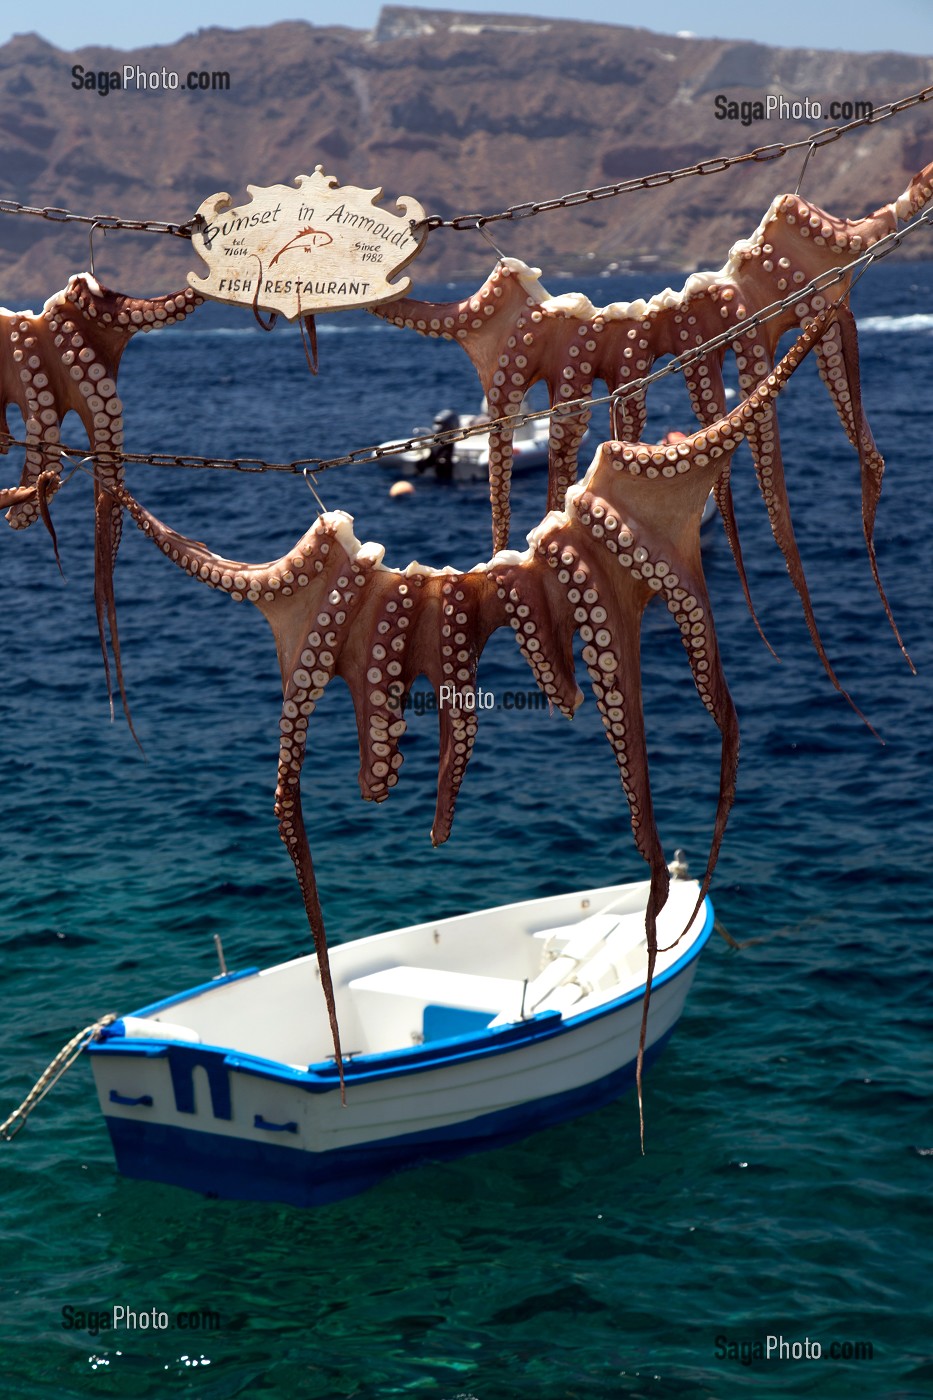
[69,453,98,481]
[58,455,86,487]
[475,219,508,262]
[88,221,104,278]
[844,251,878,302]
[302,466,327,514]
[794,142,817,198]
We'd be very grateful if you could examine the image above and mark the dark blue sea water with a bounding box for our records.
[1,259,931,1398]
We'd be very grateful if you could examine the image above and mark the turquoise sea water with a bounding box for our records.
[1,261,931,1398]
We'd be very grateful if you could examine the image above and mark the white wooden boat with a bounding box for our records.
[87,873,713,1206]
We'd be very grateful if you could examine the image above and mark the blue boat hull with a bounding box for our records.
[103,1027,675,1206]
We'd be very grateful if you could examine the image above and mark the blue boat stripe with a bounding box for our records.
[253,1114,299,1134]
[89,898,714,1095]
[131,967,260,1019]
[101,1027,678,1207]
[167,1045,233,1120]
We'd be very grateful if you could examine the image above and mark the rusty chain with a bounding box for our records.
[412,83,933,231]
[0,200,196,238]
[0,81,929,241]
[0,205,929,479]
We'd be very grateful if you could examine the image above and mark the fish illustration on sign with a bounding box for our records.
[269,227,334,266]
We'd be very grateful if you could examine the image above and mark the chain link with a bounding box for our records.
[0,83,929,243]
[0,198,195,238]
[414,82,933,231]
[0,206,928,479]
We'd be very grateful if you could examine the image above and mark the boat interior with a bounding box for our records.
[118,880,707,1069]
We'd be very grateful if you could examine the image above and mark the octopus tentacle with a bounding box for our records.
[814,302,913,669]
[733,321,859,699]
[0,471,63,567]
[92,479,133,735]
[430,571,501,845]
[340,566,414,804]
[1,276,202,730]
[104,314,842,1124]
[377,167,933,672]
[275,760,345,1100]
[272,533,378,1103]
[36,469,64,576]
[487,421,516,554]
[546,395,592,516]
[546,518,669,1148]
[490,542,583,720]
[679,348,775,655]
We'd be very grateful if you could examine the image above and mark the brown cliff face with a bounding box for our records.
[1,6,931,300]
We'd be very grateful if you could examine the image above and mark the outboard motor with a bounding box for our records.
[428,409,458,481]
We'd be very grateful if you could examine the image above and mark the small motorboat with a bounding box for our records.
[87,870,713,1206]
[376,406,588,482]
[377,418,718,532]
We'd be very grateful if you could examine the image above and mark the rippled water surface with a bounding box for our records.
[1,261,931,1398]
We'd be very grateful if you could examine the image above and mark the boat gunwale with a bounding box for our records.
[87,894,714,1093]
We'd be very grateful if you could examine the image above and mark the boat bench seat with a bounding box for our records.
[532,913,630,956]
[488,911,647,1027]
[348,965,526,1047]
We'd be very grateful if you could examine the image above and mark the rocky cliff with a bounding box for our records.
[1,6,930,300]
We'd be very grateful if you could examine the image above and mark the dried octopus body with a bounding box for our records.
[109,309,835,1102]
[0,275,203,731]
[373,161,933,672]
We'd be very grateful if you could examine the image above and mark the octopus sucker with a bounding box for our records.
[0,484,38,507]
[1,276,203,729]
[102,314,833,1109]
[489,548,583,720]
[816,301,914,670]
[374,164,933,671]
[735,332,862,716]
[428,572,503,847]
[0,471,63,569]
[679,351,776,657]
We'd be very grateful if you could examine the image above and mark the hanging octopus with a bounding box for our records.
[1,275,203,732]
[372,160,933,684]
[108,308,835,1108]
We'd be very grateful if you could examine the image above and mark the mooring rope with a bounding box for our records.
[0,1013,117,1141]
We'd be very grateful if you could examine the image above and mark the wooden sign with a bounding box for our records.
[188,167,428,317]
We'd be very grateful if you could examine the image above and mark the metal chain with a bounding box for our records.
[0,199,195,238]
[414,82,933,231]
[1,206,929,479]
[0,82,929,242]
